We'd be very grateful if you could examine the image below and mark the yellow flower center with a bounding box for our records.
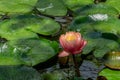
[65,34,76,42]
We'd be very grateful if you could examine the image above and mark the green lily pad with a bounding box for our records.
[36,0,67,16]
[68,16,95,33]
[62,0,93,11]
[0,38,59,66]
[9,38,59,66]
[0,66,41,80]
[75,3,119,17]
[69,15,120,35]
[0,0,37,14]
[81,32,119,58]
[99,68,120,80]
[0,43,24,65]
[0,15,60,40]
[93,17,120,35]
[105,0,120,13]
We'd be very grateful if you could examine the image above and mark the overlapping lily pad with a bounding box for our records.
[36,0,67,16]
[62,0,93,11]
[0,15,60,40]
[82,32,119,58]
[69,15,120,35]
[0,0,37,14]
[69,16,120,58]
[105,0,120,13]
[0,38,59,66]
[75,3,119,17]
[93,18,120,35]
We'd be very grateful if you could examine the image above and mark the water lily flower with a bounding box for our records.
[58,31,87,57]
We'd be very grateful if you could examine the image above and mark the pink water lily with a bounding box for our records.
[58,31,87,57]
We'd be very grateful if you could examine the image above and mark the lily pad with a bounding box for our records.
[82,32,119,58]
[0,66,41,80]
[0,15,60,40]
[0,43,24,65]
[69,15,120,35]
[0,0,37,14]
[99,68,120,80]
[62,0,93,11]
[105,0,120,13]
[9,38,59,66]
[93,17,120,35]
[75,3,119,17]
[36,0,67,16]
[0,38,59,66]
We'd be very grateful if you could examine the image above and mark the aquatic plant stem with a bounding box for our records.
[72,54,81,77]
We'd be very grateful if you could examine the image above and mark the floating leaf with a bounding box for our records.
[62,0,93,11]
[0,38,59,66]
[0,0,37,14]
[69,15,120,35]
[36,0,67,16]
[0,66,41,80]
[105,0,120,13]
[75,3,119,17]
[93,18,120,35]
[8,38,59,66]
[0,15,60,40]
[99,68,120,80]
[69,16,95,34]
[0,43,24,65]
[82,32,119,58]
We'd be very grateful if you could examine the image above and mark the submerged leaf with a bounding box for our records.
[41,70,66,80]
[80,60,105,80]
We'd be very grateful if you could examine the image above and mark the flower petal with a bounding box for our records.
[74,40,87,54]
[58,50,70,57]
